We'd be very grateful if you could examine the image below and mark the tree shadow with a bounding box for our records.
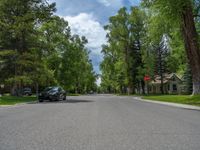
[66,99,94,103]
[28,99,93,104]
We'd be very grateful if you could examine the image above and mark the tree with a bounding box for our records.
[154,39,169,94]
[39,16,71,81]
[100,44,122,93]
[101,7,146,94]
[143,0,200,94]
[40,16,97,93]
[182,64,193,94]
[129,7,146,94]
[0,0,56,95]
[0,0,97,95]
[59,35,96,93]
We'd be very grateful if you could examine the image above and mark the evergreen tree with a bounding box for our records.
[182,64,193,94]
[0,0,56,95]
[154,39,169,94]
[0,1,97,95]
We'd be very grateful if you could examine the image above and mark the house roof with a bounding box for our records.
[151,73,182,85]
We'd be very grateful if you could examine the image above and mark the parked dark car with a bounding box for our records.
[38,86,66,102]
[23,88,32,96]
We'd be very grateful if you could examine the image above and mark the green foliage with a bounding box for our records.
[101,2,194,94]
[58,35,96,93]
[0,0,56,91]
[182,64,193,94]
[101,7,146,94]
[143,0,200,95]
[142,0,191,23]
[0,0,96,94]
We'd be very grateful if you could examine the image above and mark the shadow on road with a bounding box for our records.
[28,99,93,104]
[66,99,94,103]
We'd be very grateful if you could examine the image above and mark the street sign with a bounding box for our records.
[144,75,150,81]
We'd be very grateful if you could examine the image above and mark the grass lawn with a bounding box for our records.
[0,95,37,105]
[142,95,200,106]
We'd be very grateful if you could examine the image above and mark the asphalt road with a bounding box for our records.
[0,95,200,150]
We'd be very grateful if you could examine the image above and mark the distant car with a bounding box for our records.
[23,88,32,96]
[38,86,66,102]
[89,91,94,94]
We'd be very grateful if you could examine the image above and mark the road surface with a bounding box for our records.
[0,95,200,150]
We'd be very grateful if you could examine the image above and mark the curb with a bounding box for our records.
[133,97,200,111]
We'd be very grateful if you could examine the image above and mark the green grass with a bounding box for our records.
[0,95,37,105]
[142,95,200,106]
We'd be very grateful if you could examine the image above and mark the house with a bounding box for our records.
[148,73,182,94]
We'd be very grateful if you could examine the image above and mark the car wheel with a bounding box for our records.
[39,99,43,103]
[63,96,66,100]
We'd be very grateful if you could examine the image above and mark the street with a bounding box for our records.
[0,95,200,150]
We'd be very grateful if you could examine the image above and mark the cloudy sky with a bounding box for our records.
[49,0,140,74]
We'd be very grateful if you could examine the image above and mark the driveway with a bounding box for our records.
[0,95,200,150]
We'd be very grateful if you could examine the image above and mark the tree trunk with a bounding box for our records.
[141,80,145,94]
[181,5,200,95]
[158,46,164,94]
[160,72,164,94]
[127,83,134,95]
[11,84,17,96]
[36,83,39,100]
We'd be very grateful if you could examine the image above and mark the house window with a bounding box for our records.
[173,84,177,91]
[168,84,170,90]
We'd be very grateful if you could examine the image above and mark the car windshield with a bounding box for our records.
[44,87,58,92]
[24,88,31,91]
[44,87,53,92]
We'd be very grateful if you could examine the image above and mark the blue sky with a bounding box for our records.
[49,0,140,75]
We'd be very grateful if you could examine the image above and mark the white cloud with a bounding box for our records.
[63,13,107,56]
[62,13,107,74]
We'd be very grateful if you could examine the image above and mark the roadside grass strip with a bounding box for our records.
[0,95,37,105]
[142,95,200,106]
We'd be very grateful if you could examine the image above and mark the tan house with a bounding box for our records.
[148,73,182,94]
